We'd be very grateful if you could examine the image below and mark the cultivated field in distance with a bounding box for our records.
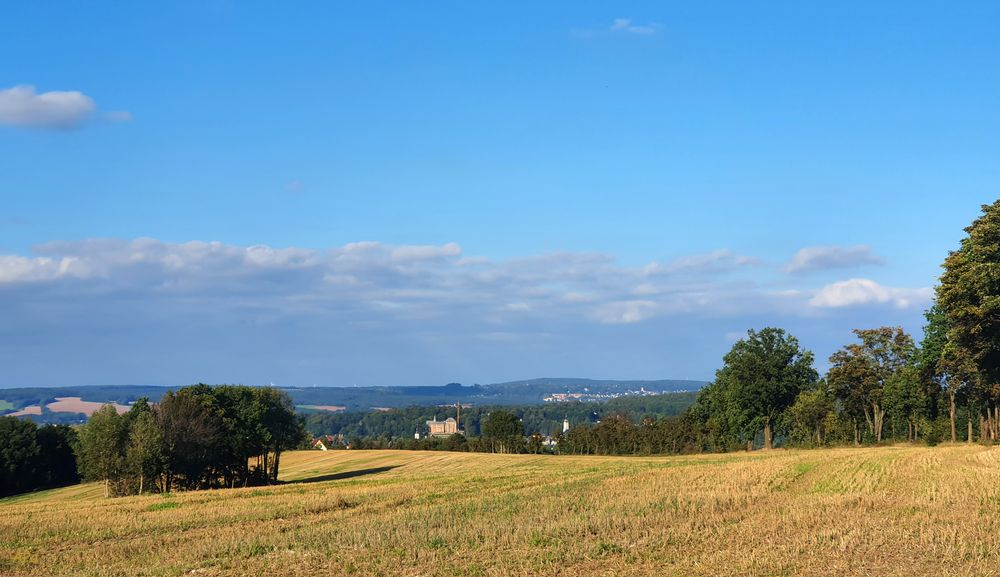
[2,446,999,576]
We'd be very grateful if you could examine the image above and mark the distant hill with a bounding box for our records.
[0,378,708,423]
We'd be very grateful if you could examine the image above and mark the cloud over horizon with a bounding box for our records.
[0,238,932,387]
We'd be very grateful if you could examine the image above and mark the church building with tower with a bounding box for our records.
[423,403,465,438]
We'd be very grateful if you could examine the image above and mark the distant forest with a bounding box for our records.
[303,392,699,439]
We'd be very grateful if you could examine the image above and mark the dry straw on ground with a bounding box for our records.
[2,445,1000,576]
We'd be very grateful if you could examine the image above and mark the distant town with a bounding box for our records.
[542,386,685,403]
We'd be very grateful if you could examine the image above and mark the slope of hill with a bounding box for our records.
[2,445,998,576]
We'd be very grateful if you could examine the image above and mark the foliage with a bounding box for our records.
[74,385,307,497]
[0,417,42,497]
[0,418,80,498]
[696,328,817,449]
[480,410,523,453]
[828,327,916,443]
[76,405,128,497]
[937,200,1000,441]
[788,385,834,447]
[126,409,164,494]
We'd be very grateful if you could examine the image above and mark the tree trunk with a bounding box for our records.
[104,477,110,499]
[272,450,281,483]
[763,417,773,450]
[949,391,957,443]
[872,402,885,443]
[969,415,974,444]
[139,473,144,495]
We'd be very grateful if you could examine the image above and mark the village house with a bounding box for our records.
[311,434,345,451]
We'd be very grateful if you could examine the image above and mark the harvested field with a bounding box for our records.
[7,405,41,416]
[46,397,130,416]
[3,446,1000,576]
[298,404,347,412]
[6,397,130,418]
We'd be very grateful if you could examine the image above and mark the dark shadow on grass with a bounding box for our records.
[287,465,400,484]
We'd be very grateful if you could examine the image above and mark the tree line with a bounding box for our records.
[0,419,79,498]
[303,392,696,441]
[1,385,307,498]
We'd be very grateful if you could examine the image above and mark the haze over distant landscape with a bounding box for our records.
[2,3,999,388]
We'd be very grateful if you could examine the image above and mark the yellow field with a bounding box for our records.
[3,445,1000,576]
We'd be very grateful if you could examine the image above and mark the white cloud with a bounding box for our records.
[809,278,931,309]
[785,245,883,274]
[644,249,759,276]
[610,18,659,35]
[0,85,98,129]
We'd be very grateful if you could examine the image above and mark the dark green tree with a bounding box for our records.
[35,425,79,489]
[789,385,834,446]
[937,200,1000,441]
[710,327,818,449]
[883,363,925,441]
[919,304,955,441]
[481,410,523,453]
[256,387,307,483]
[0,417,41,497]
[157,388,221,491]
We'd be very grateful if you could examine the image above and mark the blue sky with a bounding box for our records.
[1,2,998,387]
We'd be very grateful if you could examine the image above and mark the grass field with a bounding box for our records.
[0,399,13,412]
[3,445,1000,576]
